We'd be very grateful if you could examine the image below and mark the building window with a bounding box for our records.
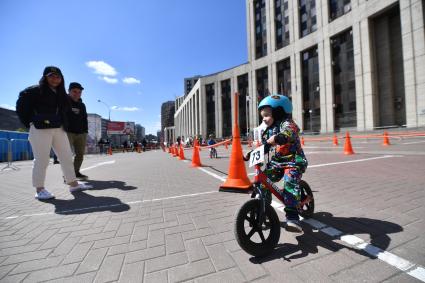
[331,29,356,129]
[205,83,215,136]
[329,0,351,21]
[254,0,267,58]
[301,46,320,132]
[256,66,269,124]
[299,0,317,38]
[275,0,290,50]
[237,74,249,137]
[221,79,232,137]
[276,58,291,97]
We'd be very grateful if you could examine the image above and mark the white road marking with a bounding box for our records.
[401,140,425,145]
[4,190,218,219]
[408,267,425,281]
[247,155,396,175]
[80,160,116,171]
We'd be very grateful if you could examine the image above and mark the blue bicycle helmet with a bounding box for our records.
[258,94,292,114]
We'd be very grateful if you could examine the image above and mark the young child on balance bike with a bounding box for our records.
[258,94,308,233]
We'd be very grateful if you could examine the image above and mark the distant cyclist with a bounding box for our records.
[207,134,217,158]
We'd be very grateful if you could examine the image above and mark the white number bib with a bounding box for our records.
[249,145,265,167]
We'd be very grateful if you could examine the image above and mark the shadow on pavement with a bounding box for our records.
[43,191,130,215]
[84,180,137,191]
[250,211,403,264]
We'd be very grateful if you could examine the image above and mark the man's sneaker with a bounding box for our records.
[69,182,93,193]
[53,160,60,164]
[35,189,55,200]
[285,220,303,233]
[75,172,88,180]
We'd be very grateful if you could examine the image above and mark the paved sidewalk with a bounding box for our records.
[0,138,424,282]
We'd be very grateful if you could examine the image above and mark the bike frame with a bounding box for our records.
[252,163,312,210]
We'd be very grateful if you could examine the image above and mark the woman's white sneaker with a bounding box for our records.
[35,189,55,200]
[69,182,93,193]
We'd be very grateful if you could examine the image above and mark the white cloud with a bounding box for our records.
[99,76,118,84]
[122,77,141,84]
[86,61,117,76]
[0,104,15,110]
[111,106,139,112]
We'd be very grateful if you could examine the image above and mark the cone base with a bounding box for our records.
[220,178,252,193]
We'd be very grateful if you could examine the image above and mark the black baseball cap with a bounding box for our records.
[69,82,84,90]
[43,66,62,77]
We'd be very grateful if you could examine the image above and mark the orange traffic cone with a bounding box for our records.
[179,145,185,160]
[108,146,113,155]
[191,145,202,167]
[301,136,305,146]
[344,132,354,155]
[382,131,390,146]
[333,134,339,146]
[220,92,252,193]
[173,145,179,157]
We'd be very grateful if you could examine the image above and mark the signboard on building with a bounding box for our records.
[107,121,135,135]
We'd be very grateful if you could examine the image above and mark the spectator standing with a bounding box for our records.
[15,66,92,200]
[65,82,89,179]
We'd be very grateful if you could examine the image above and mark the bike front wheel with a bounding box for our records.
[298,180,314,218]
[234,199,281,257]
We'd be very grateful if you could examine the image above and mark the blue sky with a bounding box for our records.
[0,1,247,134]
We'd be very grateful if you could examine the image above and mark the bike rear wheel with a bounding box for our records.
[234,199,280,257]
[298,180,314,218]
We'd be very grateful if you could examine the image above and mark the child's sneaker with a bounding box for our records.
[69,182,93,193]
[35,189,55,200]
[285,220,303,233]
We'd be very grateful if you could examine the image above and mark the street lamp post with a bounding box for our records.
[97,99,111,121]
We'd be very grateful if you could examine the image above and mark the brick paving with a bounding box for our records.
[0,137,424,282]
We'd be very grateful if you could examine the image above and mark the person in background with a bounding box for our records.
[65,82,89,180]
[16,66,92,200]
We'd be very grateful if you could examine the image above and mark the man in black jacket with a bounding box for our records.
[66,82,89,179]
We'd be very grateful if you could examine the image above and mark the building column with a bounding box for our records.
[268,0,276,56]
[292,52,304,129]
[215,81,221,137]
[320,38,335,133]
[247,0,256,63]
[353,19,376,131]
[400,0,425,127]
[251,69,259,127]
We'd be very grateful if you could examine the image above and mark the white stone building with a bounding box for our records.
[174,0,425,140]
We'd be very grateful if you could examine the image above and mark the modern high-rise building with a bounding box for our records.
[161,101,175,144]
[174,0,425,139]
[184,76,202,96]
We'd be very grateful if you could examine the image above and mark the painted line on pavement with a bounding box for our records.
[3,190,218,220]
[267,199,425,281]
[401,140,425,145]
[247,155,396,176]
[80,160,116,171]
[195,164,424,282]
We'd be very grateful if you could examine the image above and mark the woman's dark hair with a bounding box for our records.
[39,74,67,97]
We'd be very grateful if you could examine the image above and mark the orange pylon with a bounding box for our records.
[301,136,305,146]
[382,131,390,146]
[333,134,339,146]
[220,92,252,193]
[173,145,179,157]
[108,146,113,155]
[178,145,185,160]
[344,132,355,155]
[191,145,202,167]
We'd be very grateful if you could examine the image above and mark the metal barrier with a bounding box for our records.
[0,138,34,171]
[1,139,19,171]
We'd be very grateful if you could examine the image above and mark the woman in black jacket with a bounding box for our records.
[16,66,92,200]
